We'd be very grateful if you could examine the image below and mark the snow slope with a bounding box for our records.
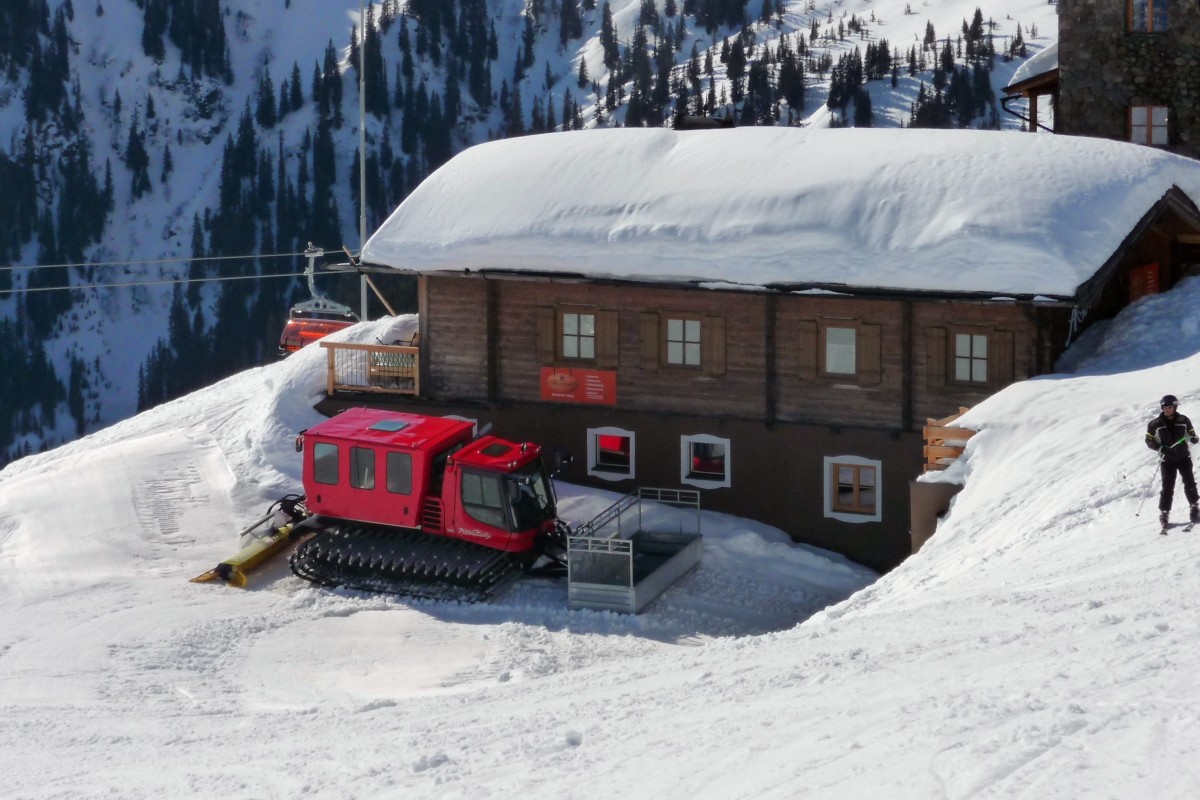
[5,273,1200,797]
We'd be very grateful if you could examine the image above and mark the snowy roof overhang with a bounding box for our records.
[1004,41,1059,96]
[361,127,1200,305]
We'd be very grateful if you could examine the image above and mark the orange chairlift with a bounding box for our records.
[278,243,359,356]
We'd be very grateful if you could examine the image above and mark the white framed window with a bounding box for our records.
[824,325,857,375]
[823,455,881,523]
[586,426,636,481]
[666,316,702,367]
[681,434,731,489]
[1130,105,1169,146]
[953,332,988,384]
[562,311,596,360]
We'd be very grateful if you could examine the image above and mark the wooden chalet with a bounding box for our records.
[331,128,1200,572]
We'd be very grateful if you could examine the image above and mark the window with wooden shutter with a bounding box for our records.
[823,325,857,376]
[645,312,727,375]
[540,305,619,366]
[952,331,989,385]
[561,309,596,360]
[665,314,703,367]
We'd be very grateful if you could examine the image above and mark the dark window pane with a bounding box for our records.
[314,443,339,485]
[350,447,375,490]
[386,452,412,495]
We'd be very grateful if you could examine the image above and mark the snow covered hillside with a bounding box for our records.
[4,275,1200,797]
[0,0,1056,463]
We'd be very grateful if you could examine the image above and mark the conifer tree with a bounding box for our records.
[125,115,151,198]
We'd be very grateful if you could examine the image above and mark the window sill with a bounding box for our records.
[683,472,730,490]
[590,464,633,482]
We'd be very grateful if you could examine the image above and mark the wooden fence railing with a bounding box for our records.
[924,407,974,472]
[320,341,420,396]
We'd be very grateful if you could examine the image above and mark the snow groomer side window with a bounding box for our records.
[461,471,508,529]
[386,452,412,495]
[349,447,375,490]
[313,443,339,485]
[823,455,882,523]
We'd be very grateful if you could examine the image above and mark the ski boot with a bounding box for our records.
[1191,504,1199,525]
[1160,510,1170,533]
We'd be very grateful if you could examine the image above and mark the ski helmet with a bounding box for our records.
[1161,394,1179,409]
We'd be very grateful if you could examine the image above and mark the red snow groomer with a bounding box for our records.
[284,408,568,600]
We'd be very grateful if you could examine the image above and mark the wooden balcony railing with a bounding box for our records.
[923,407,974,472]
[320,341,420,396]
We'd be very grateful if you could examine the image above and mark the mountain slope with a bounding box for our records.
[0,0,1056,463]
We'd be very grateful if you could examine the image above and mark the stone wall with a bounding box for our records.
[1059,0,1200,159]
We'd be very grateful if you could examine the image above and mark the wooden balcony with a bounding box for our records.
[320,340,420,397]
[923,407,975,472]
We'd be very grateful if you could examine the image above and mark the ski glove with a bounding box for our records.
[1192,437,1199,445]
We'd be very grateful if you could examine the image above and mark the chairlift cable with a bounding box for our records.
[0,270,310,296]
[0,249,334,273]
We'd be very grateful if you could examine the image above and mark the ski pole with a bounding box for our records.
[1134,435,1192,515]
[1135,457,1163,517]
[1124,435,1187,479]
[1122,451,1161,479]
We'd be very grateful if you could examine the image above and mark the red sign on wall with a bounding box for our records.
[1129,262,1161,302]
[540,368,617,405]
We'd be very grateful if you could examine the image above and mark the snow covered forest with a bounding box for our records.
[0,0,1054,467]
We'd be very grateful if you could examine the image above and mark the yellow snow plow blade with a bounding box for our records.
[191,522,303,588]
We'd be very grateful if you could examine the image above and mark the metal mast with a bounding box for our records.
[358,0,369,320]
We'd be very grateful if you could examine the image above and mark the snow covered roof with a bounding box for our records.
[1007,41,1059,89]
[362,127,1200,299]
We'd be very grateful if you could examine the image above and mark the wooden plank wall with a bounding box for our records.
[423,275,489,400]
[774,296,907,428]
[909,301,1036,425]
[495,280,770,419]
[423,274,1047,433]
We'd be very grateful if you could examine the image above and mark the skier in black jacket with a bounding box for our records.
[1145,394,1200,530]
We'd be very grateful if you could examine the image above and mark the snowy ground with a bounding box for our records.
[6,278,1200,797]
